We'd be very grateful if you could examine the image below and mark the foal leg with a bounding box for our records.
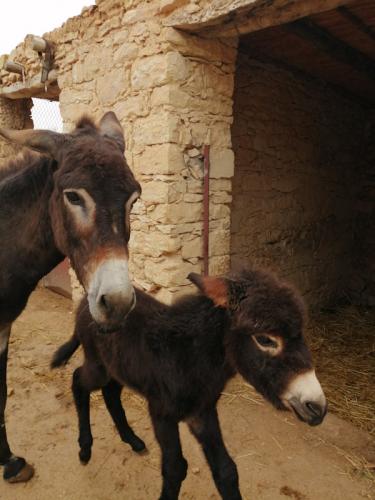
[102,379,146,452]
[72,366,94,464]
[0,324,34,483]
[150,410,187,500]
[188,408,241,500]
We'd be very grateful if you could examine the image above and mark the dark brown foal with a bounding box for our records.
[53,268,327,500]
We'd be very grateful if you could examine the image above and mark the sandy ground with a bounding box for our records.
[0,288,374,500]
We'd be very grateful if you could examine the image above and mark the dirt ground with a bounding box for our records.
[0,288,374,500]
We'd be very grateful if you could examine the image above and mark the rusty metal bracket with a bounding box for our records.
[31,36,55,84]
[41,42,54,84]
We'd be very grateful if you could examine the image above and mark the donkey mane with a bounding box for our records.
[75,115,97,131]
[0,152,54,190]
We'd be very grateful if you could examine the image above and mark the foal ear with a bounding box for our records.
[0,128,66,158]
[187,273,229,308]
[98,112,125,153]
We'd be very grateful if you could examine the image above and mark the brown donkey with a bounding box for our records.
[53,268,327,500]
[0,112,141,482]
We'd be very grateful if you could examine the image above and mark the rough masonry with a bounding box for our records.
[0,0,373,308]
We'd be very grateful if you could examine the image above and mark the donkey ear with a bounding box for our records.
[0,128,66,158]
[187,273,229,308]
[98,112,125,153]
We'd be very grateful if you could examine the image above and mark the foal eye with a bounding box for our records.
[64,191,84,206]
[254,335,278,349]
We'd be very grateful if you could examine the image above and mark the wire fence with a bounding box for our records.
[31,98,63,132]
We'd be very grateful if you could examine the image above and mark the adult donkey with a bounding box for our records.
[0,112,141,483]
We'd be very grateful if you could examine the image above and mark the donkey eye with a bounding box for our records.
[65,191,84,206]
[254,335,278,348]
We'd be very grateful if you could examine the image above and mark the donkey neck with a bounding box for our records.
[0,154,63,294]
[115,292,234,373]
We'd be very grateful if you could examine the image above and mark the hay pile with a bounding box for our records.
[307,305,375,437]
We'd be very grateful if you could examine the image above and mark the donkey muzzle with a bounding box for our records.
[287,397,327,426]
[87,258,136,329]
[282,369,328,426]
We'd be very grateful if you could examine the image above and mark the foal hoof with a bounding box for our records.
[4,457,35,483]
[79,447,92,465]
[130,436,146,453]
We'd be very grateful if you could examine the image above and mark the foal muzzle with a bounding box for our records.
[281,370,328,426]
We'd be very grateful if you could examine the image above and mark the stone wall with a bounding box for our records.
[0,0,237,303]
[1,0,367,308]
[351,112,375,306]
[230,52,369,307]
[0,98,32,163]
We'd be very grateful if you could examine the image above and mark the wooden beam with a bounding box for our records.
[0,70,59,100]
[167,0,351,37]
[337,6,375,43]
[237,48,375,109]
[285,18,375,82]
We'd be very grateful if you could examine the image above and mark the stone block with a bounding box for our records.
[209,255,230,276]
[142,180,170,204]
[159,0,189,15]
[131,52,188,90]
[133,143,185,175]
[210,148,235,179]
[209,229,230,257]
[145,256,200,287]
[182,236,202,259]
[114,95,148,121]
[210,179,232,192]
[184,193,203,203]
[113,43,139,64]
[210,203,230,220]
[61,103,91,124]
[122,5,156,25]
[96,69,129,105]
[144,232,181,257]
[133,112,180,145]
[151,84,190,108]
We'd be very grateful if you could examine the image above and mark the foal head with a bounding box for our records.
[0,113,140,331]
[189,269,327,426]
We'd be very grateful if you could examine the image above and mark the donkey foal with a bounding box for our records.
[52,268,327,500]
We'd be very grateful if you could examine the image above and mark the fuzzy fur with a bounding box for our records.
[0,113,140,482]
[52,267,316,499]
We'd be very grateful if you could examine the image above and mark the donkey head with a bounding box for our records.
[189,269,327,426]
[0,113,141,331]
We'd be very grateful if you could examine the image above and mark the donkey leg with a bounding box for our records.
[188,408,241,500]
[150,410,187,500]
[72,367,93,465]
[102,379,146,452]
[0,324,34,483]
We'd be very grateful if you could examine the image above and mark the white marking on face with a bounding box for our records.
[0,325,10,354]
[63,188,96,231]
[282,369,326,407]
[125,191,140,232]
[87,258,135,324]
[112,223,119,235]
[253,333,283,356]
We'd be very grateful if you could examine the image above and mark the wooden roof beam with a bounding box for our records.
[337,6,375,43]
[285,18,375,82]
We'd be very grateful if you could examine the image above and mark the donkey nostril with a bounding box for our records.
[100,294,109,311]
[305,401,322,418]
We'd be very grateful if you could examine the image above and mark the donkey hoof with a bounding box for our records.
[4,457,35,483]
[79,448,92,465]
[130,436,146,453]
